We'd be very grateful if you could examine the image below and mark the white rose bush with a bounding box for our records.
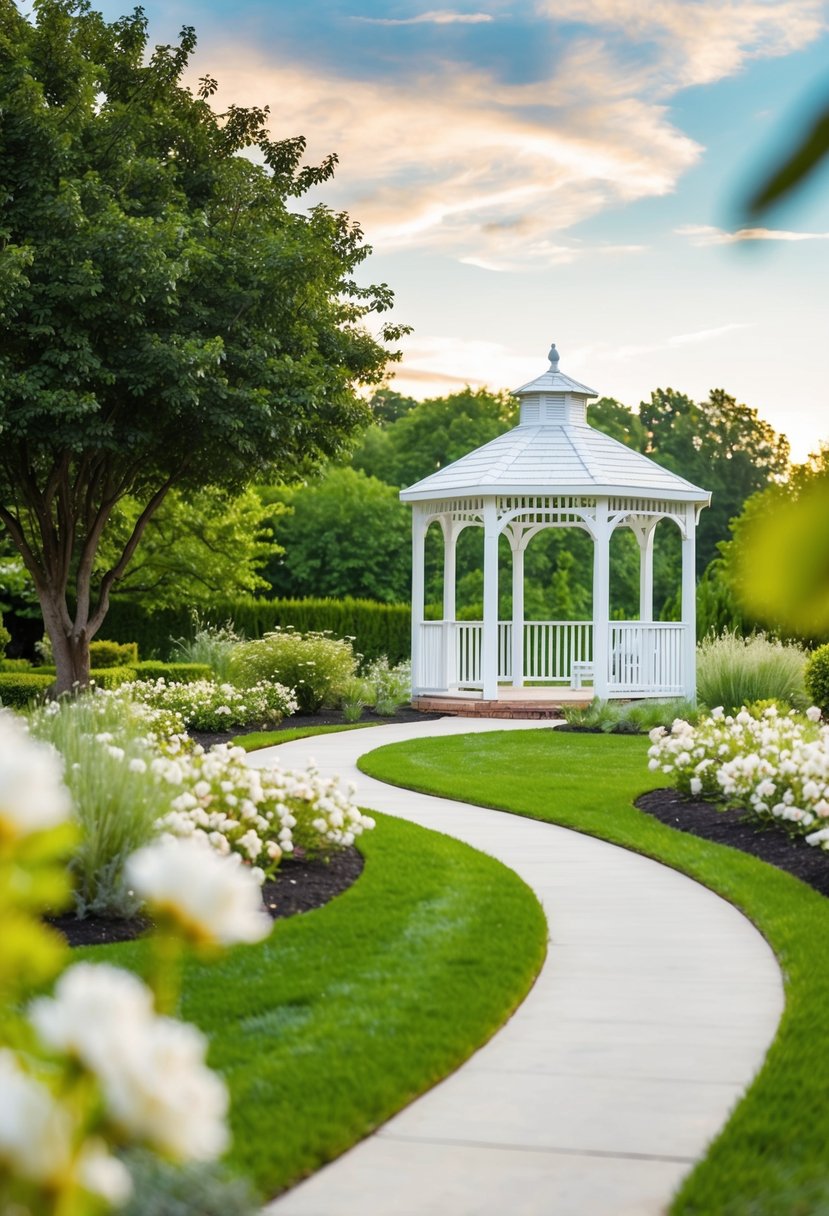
[0,708,277,1214]
[155,744,374,877]
[648,704,829,851]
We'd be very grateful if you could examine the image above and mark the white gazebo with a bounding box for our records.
[400,344,711,705]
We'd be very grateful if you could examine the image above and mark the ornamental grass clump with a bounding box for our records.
[647,704,829,849]
[172,620,243,682]
[231,628,357,714]
[26,692,187,918]
[131,677,297,731]
[696,630,808,714]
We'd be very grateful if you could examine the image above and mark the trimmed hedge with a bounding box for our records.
[0,672,53,707]
[130,661,213,683]
[0,658,34,672]
[89,666,136,689]
[98,598,412,665]
[89,640,139,668]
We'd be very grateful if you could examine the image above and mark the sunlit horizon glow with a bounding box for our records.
[86,0,829,461]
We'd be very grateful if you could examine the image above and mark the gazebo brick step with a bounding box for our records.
[412,695,581,718]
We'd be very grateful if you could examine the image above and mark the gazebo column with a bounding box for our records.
[410,505,427,694]
[592,501,610,700]
[442,517,458,688]
[681,504,697,700]
[510,528,525,688]
[482,500,499,700]
[638,521,657,622]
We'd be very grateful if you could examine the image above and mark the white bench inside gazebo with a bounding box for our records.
[400,344,711,706]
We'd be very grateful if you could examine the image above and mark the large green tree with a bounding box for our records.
[96,486,278,610]
[260,468,411,603]
[640,387,790,574]
[0,2,403,690]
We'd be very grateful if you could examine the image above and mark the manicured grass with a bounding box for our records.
[231,721,382,752]
[82,811,547,1199]
[359,729,829,1216]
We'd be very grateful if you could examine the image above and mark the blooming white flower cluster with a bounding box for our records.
[0,709,71,838]
[0,1048,132,1203]
[131,677,298,731]
[30,963,229,1161]
[154,743,374,876]
[648,705,829,848]
[126,836,272,946]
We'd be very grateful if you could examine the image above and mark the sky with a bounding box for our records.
[94,0,829,460]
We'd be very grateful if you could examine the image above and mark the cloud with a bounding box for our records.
[678,224,829,246]
[352,10,494,25]
[388,334,535,396]
[190,2,825,270]
[536,1,826,91]
[203,48,700,269]
[585,322,754,363]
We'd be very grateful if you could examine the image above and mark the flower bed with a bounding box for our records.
[131,677,297,731]
[648,704,829,852]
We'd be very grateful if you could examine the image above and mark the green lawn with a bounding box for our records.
[83,810,547,1199]
[359,729,829,1216]
[231,721,382,752]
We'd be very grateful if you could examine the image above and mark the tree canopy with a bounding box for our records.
[0,1,403,688]
[259,469,411,603]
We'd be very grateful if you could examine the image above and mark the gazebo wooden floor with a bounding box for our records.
[412,687,595,719]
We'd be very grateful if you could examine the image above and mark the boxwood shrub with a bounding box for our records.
[0,672,54,707]
[89,640,139,668]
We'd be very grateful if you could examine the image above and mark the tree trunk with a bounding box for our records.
[39,597,92,695]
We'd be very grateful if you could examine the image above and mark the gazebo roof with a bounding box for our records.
[400,345,710,506]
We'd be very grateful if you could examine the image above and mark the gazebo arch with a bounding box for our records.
[400,344,711,706]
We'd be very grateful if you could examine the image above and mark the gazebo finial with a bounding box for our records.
[548,342,560,370]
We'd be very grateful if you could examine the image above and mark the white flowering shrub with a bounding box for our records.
[0,708,263,1214]
[131,677,297,731]
[155,743,374,875]
[230,628,357,714]
[647,704,829,847]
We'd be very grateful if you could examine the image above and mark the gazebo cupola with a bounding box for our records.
[400,342,711,707]
[514,343,597,427]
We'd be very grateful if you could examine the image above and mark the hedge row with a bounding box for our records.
[97,598,412,665]
[0,672,54,707]
[0,666,139,707]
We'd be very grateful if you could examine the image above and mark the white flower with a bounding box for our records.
[807,706,823,723]
[125,837,272,946]
[77,1139,133,1204]
[0,1049,73,1184]
[30,963,229,1162]
[0,710,72,838]
[128,757,147,774]
[689,777,702,796]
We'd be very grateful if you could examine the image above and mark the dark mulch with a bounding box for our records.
[190,704,444,750]
[637,788,829,899]
[49,848,365,949]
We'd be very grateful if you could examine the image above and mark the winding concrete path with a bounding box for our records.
[250,718,784,1216]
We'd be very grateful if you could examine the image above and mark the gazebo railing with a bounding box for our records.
[415,619,686,695]
[524,621,592,682]
[608,622,685,695]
